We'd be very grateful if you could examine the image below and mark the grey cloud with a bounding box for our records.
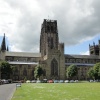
[3,0,100,52]
[57,0,100,45]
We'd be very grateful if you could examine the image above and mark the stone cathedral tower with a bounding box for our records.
[1,33,6,51]
[40,19,65,80]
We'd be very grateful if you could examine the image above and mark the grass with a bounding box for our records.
[12,82,100,100]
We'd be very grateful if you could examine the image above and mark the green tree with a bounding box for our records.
[67,64,78,80]
[34,65,43,79]
[98,68,100,79]
[87,68,94,79]
[93,62,100,79]
[0,61,12,79]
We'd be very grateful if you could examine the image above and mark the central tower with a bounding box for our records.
[40,19,65,80]
[40,19,59,57]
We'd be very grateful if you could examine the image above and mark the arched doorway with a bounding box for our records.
[23,68,27,76]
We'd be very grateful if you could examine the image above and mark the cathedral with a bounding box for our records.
[0,19,100,80]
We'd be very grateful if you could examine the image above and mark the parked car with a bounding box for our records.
[31,80,36,83]
[8,79,12,83]
[42,79,47,83]
[36,80,41,83]
[48,80,54,83]
[59,80,64,83]
[53,80,59,83]
[75,80,78,82]
[20,80,24,83]
[1,79,9,84]
[89,80,94,82]
[64,80,69,83]
[26,80,30,83]
[70,80,74,83]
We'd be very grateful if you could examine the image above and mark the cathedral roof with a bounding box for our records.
[65,54,100,59]
[65,63,95,66]
[5,51,41,57]
[8,61,38,65]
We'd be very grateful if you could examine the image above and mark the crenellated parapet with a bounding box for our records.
[89,41,100,56]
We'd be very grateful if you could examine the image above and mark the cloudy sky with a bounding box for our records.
[0,0,100,55]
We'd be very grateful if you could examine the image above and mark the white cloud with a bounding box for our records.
[80,51,89,55]
[0,0,100,52]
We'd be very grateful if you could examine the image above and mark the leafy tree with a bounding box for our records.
[87,68,94,79]
[0,61,12,79]
[66,64,78,80]
[34,65,43,79]
[93,62,100,79]
[98,68,100,78]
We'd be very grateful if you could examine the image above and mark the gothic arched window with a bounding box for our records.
[23,68,27,76]
[51,26,54,31]
[47,26,50,32]
[32,69,34,76]
[51,58,58,76]
[51,37,54,49]
[43,69,46,76]
[13,68,18,75]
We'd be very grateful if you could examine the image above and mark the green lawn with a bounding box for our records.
[12,83,100,100]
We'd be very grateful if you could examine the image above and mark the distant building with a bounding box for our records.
[0,19,100,80]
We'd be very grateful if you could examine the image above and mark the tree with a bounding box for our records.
[66,64,78,80]
[34,65,43,79]
[87,68,94,79]
[93,62,100,79]
[0,61,12,79]
[98,68,100,78]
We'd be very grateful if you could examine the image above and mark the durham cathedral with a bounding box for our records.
[0,19,100,80]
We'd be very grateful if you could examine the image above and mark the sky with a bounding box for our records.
[0,0,100,55]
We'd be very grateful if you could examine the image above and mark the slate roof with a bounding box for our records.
[65,54,100,59]
[8,61,38,65]
[5,51,41,58]
[65,63,95,66]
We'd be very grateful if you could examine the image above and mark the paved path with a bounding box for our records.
[0,84,16,100]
